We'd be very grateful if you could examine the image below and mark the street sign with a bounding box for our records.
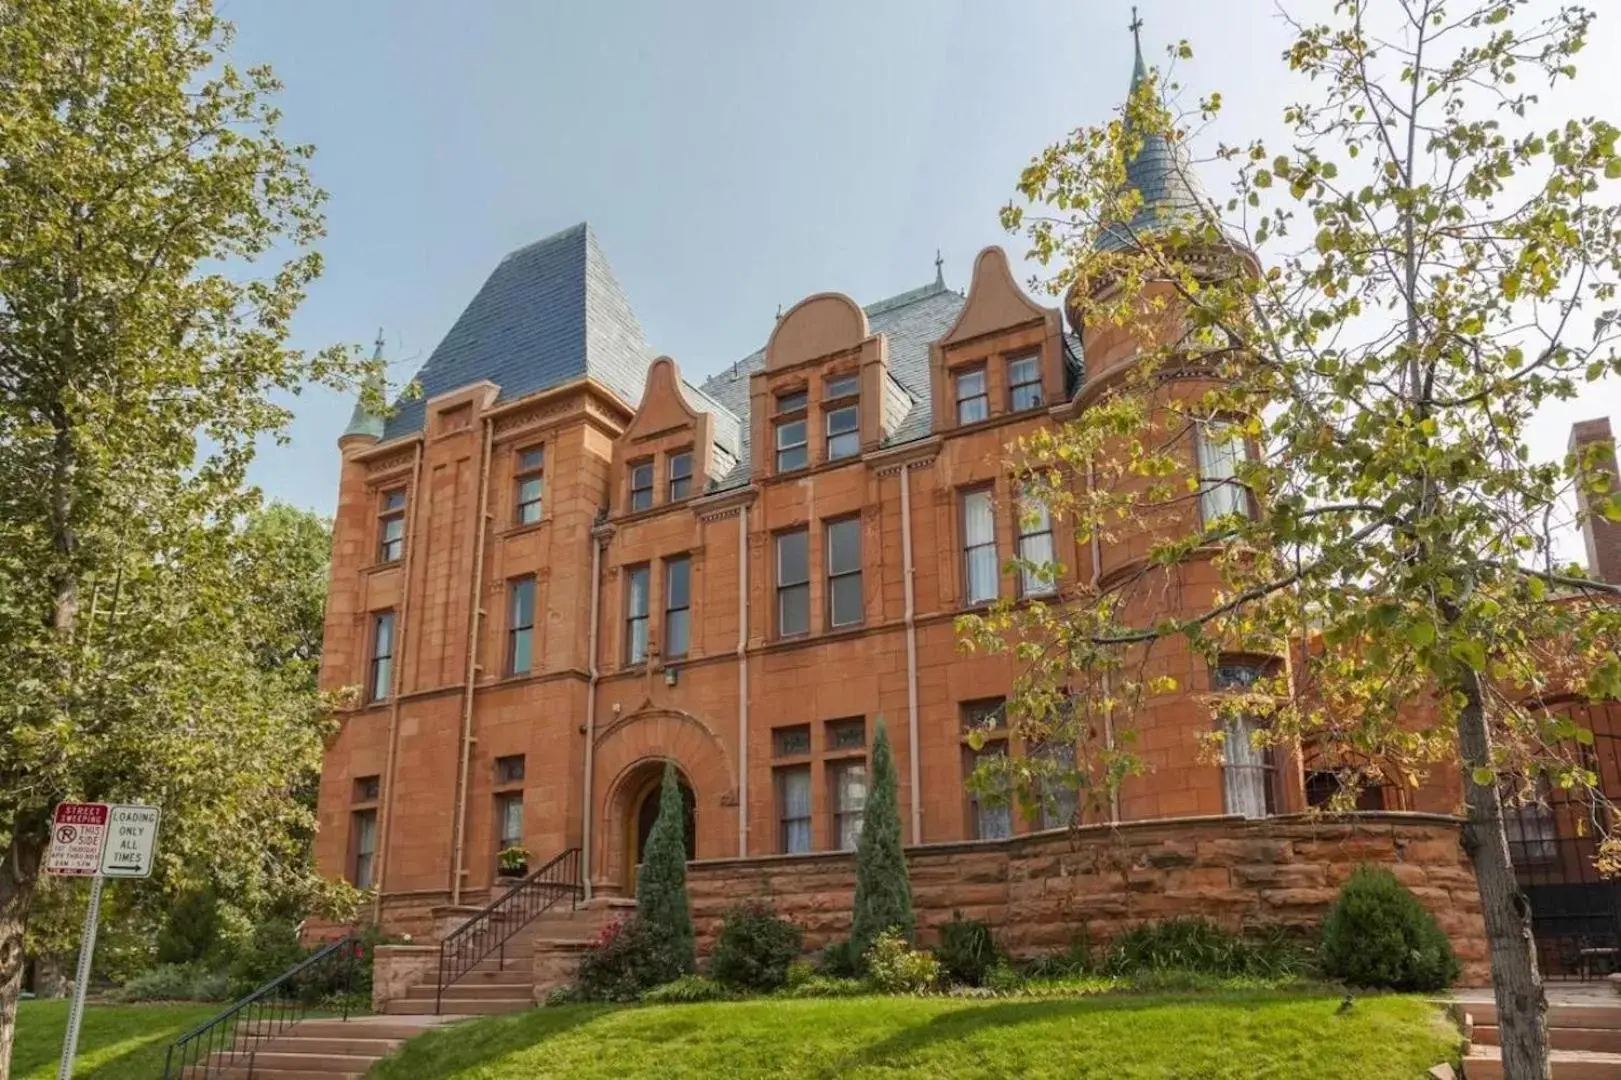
[100,804,161,878]
[44,803,109,876]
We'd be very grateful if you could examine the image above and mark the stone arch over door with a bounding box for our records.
[593,706,737,893]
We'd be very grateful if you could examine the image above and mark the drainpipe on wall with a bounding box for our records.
[737,505,750,857]
[900,461,922,844]
[373,440,424,924]
[449,418,494,905]
[581,525,605,902]
[1088,456,1119,824]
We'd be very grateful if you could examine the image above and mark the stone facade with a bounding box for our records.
[686,813,1491,984]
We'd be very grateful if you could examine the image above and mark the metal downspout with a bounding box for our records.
[1088,455,1119,824]
[373,440,423,923]
[737,505,750,856]
[450,418,494,904]
[900,461,922,844]
[581,526,605,902]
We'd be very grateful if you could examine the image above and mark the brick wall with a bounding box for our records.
[686,811,1489,984]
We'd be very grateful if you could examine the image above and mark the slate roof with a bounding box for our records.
[696,280,968,491]
[381,224,668,441]
[1095,29,1213,252]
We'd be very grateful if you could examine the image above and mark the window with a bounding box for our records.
[826,517,862,627]
[778,766,812,854]
[377,488,406,562]
[354,774,380,802]
[368,611,395,703]
[961,698,1007,735]
[1305,770,1383,812]
[668,451,693,501]
[629,460,654,512]
[831,761,867,851]
[1008,353,1043,411]
[776,529,810,636]
[965,743,1012,840]
[514,447,544,524]
[664,555,691,659]
[827,717,866,751]
[495,755,526,785]
[1017,487,1057,597]
[1034,740,1078,830]
[956,368,989,425]
[625,565,650,664]
[350,809,377,889]
[824,374,860,461]
[1503,785,1559,863]
[508,576,535,675]
[496,793,524,851]
[962,489,998,605]
[1196,423,1251,525]
[775,390,809,472]
[1215,661,1272,819]
[774,725,811,757]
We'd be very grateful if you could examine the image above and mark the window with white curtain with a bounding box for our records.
[1196,423,1251,525]
[963,489,998,604]
[832,761,867,851]
[778,766,812,853]
[1223,716,1270,819]
[625,565,650,664]
[1035,739,1078,830]
[966,743,1013,840]
[1017,487,1056,597]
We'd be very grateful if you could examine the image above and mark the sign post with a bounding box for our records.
[44,802,160,1080]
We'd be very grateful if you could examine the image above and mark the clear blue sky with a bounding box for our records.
[233,0,1618,562]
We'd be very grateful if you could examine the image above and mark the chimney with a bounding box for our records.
[1569,417,1621,584]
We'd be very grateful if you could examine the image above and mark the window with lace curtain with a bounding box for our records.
[962,488,998,605]
[1214,661,1273,818]
[1195,423,1251,525]
[831,760,867,851]
[777,766,812,854]
[1017,486,1056,597]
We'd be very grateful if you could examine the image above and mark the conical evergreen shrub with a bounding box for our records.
[636,760,695,977]
[850,717,914,962]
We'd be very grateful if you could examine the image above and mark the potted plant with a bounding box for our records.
[497,845,530,878]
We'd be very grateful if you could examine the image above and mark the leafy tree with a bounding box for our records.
[0,1,365,1072]
[635,762,694,977]
[850,718,914,960]
[969,2,1621,1075]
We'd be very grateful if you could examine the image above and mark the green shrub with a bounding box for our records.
[544,982,584,1006]
[934,912,1000,987]
[636,762,695,978]
[228,919,304,996]
[708,902,803,992]
[574,915,685,1002]
[784,959,816,989]
[1102,918,1310,978]
[865,928,941,994]
[1020,937,1093,979]
[849,719,914,960]
[985,959,1025,994]
[155,888,221,966]
[1320,864,1459,991]
[777,975,867,999]
[816,938,862,978]
[640,975,733,1004]
[115,963,230,1002]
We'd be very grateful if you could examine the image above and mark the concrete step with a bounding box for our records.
[383,996,531,1015]
[1465,1003,1621,1031]
[233,1036,405,1056]
[405,980,531,1000]
[1463,1046,1621,1079]
[420,966,532,987]
[185,1068,367,1080]
[258,1018,443,1041]
[1475,1025,1621,1055]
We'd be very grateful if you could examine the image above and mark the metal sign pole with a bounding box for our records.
[56,874,105,1080]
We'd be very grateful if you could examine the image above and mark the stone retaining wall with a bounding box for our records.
[686,812,1489,983]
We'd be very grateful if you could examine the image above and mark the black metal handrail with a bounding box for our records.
[161,930,361,1080]
[436,847,582,1013]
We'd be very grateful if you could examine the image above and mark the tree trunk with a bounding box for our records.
[0,823,46,1080]
[1455,664,1551,1080]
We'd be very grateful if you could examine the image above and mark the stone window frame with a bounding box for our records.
[825,717,868,852]
[1014,482,1057,599]
[955,366,990,426]
[663,553,692,660]
[960,486,1000,607]
[667,448,694,502]
[507,575,536,675]
[514,444,545,525]
[824,515,863,629]
[823,371,861,463]
[774,527,811,639]
[960,699,1012,840]
[376,486,407,564]
[349,774,380,889]
[774,388,810,474]
[493,753,526,862]
[368,610,396,703]
[1212,658,1278,819]
[624,563,651,665]
[628,458,655,513]
[772,723,814,854]
[1006,351,1044,413]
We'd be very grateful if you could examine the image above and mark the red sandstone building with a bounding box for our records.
[313,46,1621,971]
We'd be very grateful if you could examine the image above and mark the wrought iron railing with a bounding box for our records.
[436,847,582,1013]
[162,930,361,1079]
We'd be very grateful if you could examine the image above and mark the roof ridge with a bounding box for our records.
[863,279,952,318]
[499,221,589,266]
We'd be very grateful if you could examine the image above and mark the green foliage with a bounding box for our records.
[574,916,685,1003]
[783,959,816,990]
[154,888,221,967]
[707,902,803,993]
[933,912,1001,987]
[815,939,862,978]
[775,975,868,1000]
[849,719,914,961]
[227,919,305,997]
[1020,937,1093,979]
[1102,919,1310,979]
[984,960,1026,994]
[635,762,694,977]
[864,929,941,995]
[113,964,231,1003]
[640,975,734,1005]
[1321,865,1460,992]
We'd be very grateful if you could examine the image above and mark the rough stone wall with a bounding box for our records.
[685,811,1489,984]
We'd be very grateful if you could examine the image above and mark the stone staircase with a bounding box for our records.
[176,1016,451,1079]
[1460,1000,1621,1078]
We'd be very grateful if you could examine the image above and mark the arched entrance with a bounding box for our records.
[621,761,695,890]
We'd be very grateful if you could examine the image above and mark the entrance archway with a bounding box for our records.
[621,761,696,890]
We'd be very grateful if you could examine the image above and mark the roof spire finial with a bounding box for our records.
[934,249,944,288]
[1129,6,1149,91]
[373,327,386,358]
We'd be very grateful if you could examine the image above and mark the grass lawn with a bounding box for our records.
[11,999,220,1079]
[371,991,1463,1080]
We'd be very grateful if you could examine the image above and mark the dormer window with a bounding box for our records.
[514,446,544,525]
[668,450,693,501]
[629,460,654,512]
[1007,353,1042,412]
[824,373,860,461]
[956,368,989,425]
[775,390,809,473]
